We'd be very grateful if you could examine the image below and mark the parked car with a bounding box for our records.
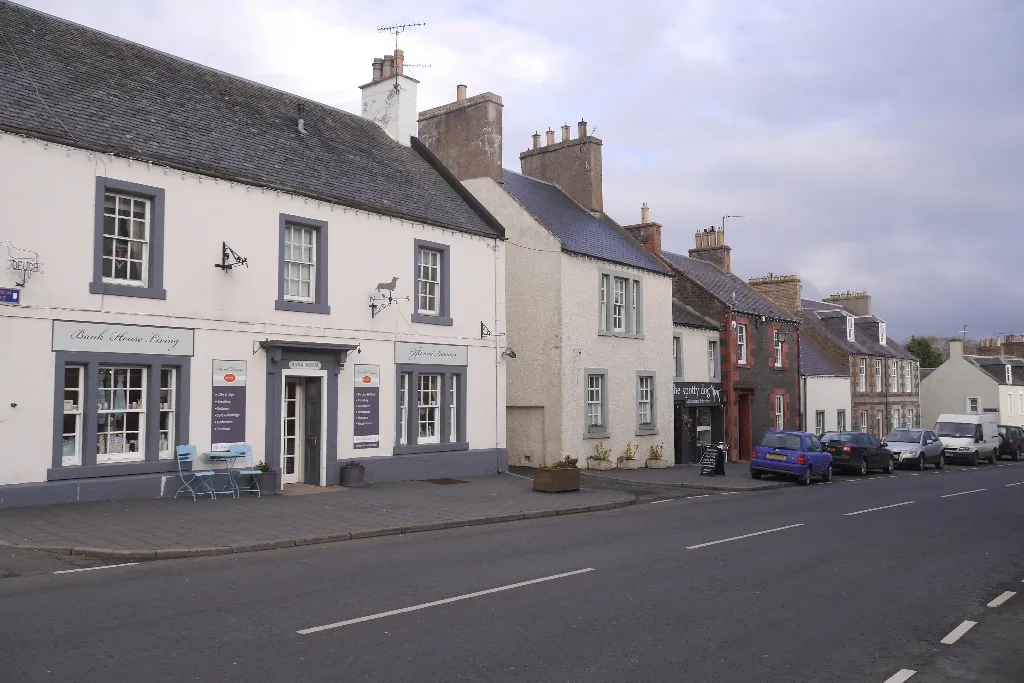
[884,428,945,470]
[935,413,1000,465]
[751,430,833,485]
[998,425,1024,461]
[820,431,895,475]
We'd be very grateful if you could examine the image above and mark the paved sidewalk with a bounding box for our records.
[0,474,634,559]
[581,462,794,491]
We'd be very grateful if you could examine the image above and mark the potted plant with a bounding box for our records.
[646,442,672,469]
[616,441,643,469]
[533,455,581,493]
[341,460,365,487]
[587,442,614,470]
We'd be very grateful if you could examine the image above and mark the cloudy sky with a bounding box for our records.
[18,0,1024,340]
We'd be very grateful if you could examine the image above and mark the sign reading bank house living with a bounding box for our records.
[211,360,247,452]
[52,321,194,356]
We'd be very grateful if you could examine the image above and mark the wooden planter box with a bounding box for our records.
[646,458,672,469]
[587,458,614,470]
[533,467,581,493]
[617,458,643,470]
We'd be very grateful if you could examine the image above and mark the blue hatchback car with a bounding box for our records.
[751,430,833,486]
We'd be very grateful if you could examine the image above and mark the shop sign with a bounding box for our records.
[52,320,194,356]
[0,287,20,304]
[395,342,467,366]
[211,360,247,451]
[353,364,380,449]
[288,360,322,370]
[674,382,723,406]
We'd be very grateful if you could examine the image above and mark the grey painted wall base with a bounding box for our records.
[327,448,508,485]
[0,471,279,509]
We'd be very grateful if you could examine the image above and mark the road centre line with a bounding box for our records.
[52,562,138,575]
[691,494,710,498]
[686,524,803,550]
[844,501,915,516]
[940,620,977,645]
[883,670,917,683]
[1005,482,1024,487]
[940,489,987,498]
[649,499,672,504]
[297,568,595,635]
[987,591,1016,608]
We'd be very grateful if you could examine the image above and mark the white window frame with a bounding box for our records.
[737,324,747,364]
[612,277,627,332]
[967,396,979,414]
[673,335,683,378]
[889,359,899,393]
[283,223,317,303]
[775,394,784,430]
[879,322,887,345]
[599,275,609,331]
[708,340,719,381]
[636,373,657,435]
[859,410,868,433]
[398,373,409,446]
[585,372,608,438]
[892,406,901,430]
[158,367,176,460]
[1019,391,1023,416]
[876,410,884,438]
[774,329,783,368]
[859,358,867,392]
[631,281,640,334]
[904,361,912,394]
[416,247,441,316]
[874,359,883,392]
[417,374,442,445]
[846,315,855,342]
[62,366,85,467]
[1007,365,1013,385]
[102,192,150,287]
[449,378,458,444]
[837,409,846,432]
[815,410,825,434]
[96,366,147,464]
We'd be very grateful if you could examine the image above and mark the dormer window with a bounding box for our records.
[879,322,887,346]
[846,315,855,342]
[1007,365,1013,385]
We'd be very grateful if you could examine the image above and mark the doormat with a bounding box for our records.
[422,478,468,485]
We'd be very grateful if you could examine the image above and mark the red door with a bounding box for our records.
[738,391,753,461]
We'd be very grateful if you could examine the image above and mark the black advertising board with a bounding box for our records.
[353,364,380,450]
[700,444,724,476]
[211,360,246,450]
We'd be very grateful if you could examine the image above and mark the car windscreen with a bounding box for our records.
[936,422,975,438]
[821,432,854,443]
[759,433,803,451]
[887,429,922,444]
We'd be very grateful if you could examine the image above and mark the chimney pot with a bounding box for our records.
[372,57,384,81]
[532,132,541,150]
[561,123,570,142]
[545,128,555,146]
[641,202,650,224]
[382,55,394,78]
[694,231,701,249]
[456,84,467,101]
[578,120,587,138]
[393,49,404,75]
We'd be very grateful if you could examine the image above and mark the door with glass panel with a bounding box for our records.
[282,378,304,484]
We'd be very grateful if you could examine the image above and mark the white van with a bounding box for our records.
[934,414,1000,465]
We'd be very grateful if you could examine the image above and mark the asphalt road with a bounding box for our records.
[2,462,1023,682]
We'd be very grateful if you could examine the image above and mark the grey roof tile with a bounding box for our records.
[967,355,1024,385]
[673,299,720,329]
[501,170,667,274]
[799,305,915,361]
[0,2,498,237]
[800,336,849,376]
[660,251,797,321]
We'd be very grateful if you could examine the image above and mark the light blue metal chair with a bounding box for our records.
[174,445,217,501]
[230,444,263,498]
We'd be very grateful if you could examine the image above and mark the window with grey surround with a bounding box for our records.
[90,177,166,300]
[673,335,683,378]
[708,340,719,381]
[394,366,465,453]
[584,369,610,439]
[636,372,657,436]
[598,270,643,337]
[837,410,846,432]
[967,396,980,414]
[412,239,452,326]
[277,214,330,314]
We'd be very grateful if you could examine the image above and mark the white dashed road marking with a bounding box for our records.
[883,669,917,683]
[987,591,1016,608]
[52,562,138,575]
[649,499,672,505]
[940,488,987,498]
[844,501,915,516]
[940,620,977,645]
[1005,482,1024,487]
[686,524,804,550]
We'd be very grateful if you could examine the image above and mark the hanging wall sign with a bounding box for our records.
[211,360,247,452]
[288,360,322,370]
[353,364,380,449]
[395,342,468,366]
[52,320,194,356]
[673,382,723,406]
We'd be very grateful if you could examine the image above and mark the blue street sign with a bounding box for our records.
[0,288,21,304]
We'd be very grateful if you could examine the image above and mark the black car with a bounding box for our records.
[998,425,1024,461]
[821,431,895,475]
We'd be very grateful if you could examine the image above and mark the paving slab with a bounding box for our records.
[0,474,634,558]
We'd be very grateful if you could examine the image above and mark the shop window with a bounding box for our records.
[159,368,176,459]
[398,374,409,446]
[394,368,465,453]
[97,367,146,463]
[62,366,85,466]
[418,374,442,445]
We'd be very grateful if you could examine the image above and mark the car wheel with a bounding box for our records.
[971,451,979,466]
[859,458,868,476]
[883,457,894,474]
[936,454,945,470]
[916,454,925,471]
[751,470,763,480]
[991,451,998,464]
[797,466,811,486]
[1015,448,1021,462]
[821,464,833,483]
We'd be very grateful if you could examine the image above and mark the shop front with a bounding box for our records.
[673,381,725,464]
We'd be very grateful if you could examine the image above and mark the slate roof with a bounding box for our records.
[672,299,720,330]
[501,170,668,274]
[920,367,936,381]
[800,336,849,377]
[967,355,1024,386]
[0,2,499,237]
[660,251,797,321]
[800,301,915,361]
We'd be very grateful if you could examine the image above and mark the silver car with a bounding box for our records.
[884,428,945,470]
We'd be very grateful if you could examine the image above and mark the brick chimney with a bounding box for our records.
[748,273,802,313]
[688,226,731,273]
[824,291,872,316]
[417,85,504,184]
[623,202,662,254]
[360,49,419,146]
[519,119,603,214]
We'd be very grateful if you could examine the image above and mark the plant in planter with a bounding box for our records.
[533,455,580,493]
[587,442,615,470]
[341,460,365,487]
[617,441,643,469]
[255,460,272,473]
[646,442,672,468]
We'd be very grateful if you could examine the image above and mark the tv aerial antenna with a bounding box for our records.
[376,22,425,92]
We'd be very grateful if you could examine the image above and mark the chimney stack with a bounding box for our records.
[748,273,802,314]
[545,128,555,146]
[689,226,732,273]
[520,117,603,213]
[393,49,404,75]
[561,123,570,142]
[382,54,394,77]
[823,291,872,316]
[372,57,384,81]
[416,84,505,184]
[623,203,662,254]
[360,49,420,145]
[456,84,467,101]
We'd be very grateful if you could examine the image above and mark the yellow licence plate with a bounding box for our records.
[766,453,787,461]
